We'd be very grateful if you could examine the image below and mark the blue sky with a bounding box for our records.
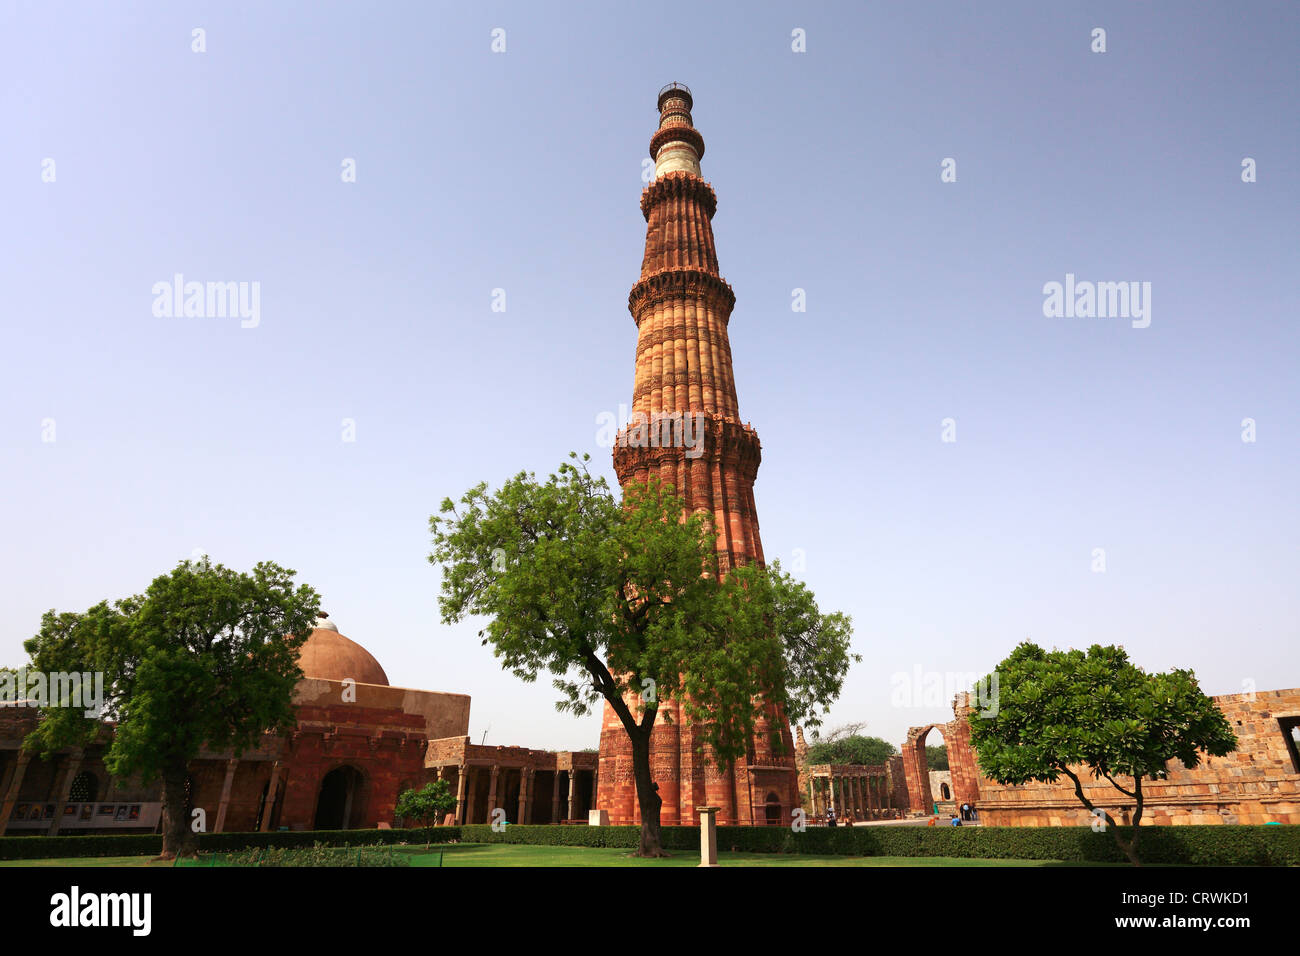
[2,2,1296,753]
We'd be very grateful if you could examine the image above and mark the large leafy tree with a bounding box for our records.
[968,642,1237,865]
[430,454,857,857]
[24,559,319,859]
[805,723,898,766]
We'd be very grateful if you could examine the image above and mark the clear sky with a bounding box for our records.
[2,2,1296,754]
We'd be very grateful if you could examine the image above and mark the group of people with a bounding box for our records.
[825,801,977,827]
[824,806,855,827]
[949,802,978,825]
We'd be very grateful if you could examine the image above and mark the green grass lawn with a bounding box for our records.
[396,844,1070,867]
[0,843,1096,867]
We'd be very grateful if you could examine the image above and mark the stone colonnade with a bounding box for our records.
[431,763,597,825]
[806,764,894,821]
[424,739,601,826]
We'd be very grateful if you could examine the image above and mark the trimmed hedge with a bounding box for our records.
[458,822,1300,865]
[0,833,165,861]
[2,822,1296,865]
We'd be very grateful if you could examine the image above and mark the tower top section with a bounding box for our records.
[657,81,693,111]
[650,82,704,179]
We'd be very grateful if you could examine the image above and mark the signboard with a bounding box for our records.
[5,802,162,830]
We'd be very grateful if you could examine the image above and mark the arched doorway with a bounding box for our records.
[764,792,781,825]
[314,766,363,830]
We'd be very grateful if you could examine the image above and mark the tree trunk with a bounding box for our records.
[1114,830,1142,867]
[1118,780,1146,867]
[1060,766,1144,866]
[631,736,668,858]
[158,764,199,861]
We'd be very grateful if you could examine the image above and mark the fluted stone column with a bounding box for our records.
[595,84,799,825]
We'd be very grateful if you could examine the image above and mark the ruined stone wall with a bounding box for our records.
[887,754,908,810]
[899,687,1300,826]
[972,688,1300,826]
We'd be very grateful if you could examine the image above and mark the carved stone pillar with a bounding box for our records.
[214,759,239,833]
[517,769,530,824]
[260,761,282,832]
[454,764,468,825]
[464,767,477,825]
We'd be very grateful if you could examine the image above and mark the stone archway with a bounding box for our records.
[763,791,781,826]
[902,725,941,813]
[902,696,984,816]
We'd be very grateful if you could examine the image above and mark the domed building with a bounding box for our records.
[194,612,468,833]
[0,612,598,836]
[297,614,390,687]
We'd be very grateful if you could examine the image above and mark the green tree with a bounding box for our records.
[429,455,857,857]
[968,642,1237,865]
[24,559,319,860]
[805,723,897,765]
[395,781,458,847]
[925,744,948,771]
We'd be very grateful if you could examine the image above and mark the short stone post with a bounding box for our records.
[697,806,720,868]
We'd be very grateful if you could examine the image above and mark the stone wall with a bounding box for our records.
[898,687,1300,826]
[972,688,1300,826]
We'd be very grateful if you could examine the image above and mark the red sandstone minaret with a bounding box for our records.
[595,84,800,827]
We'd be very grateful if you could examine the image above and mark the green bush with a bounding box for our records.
[214,842,409,867]
[195,826,462,853]
[0,833,164,861]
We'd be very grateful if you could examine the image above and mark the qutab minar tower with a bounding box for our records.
[596,84,800,826]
